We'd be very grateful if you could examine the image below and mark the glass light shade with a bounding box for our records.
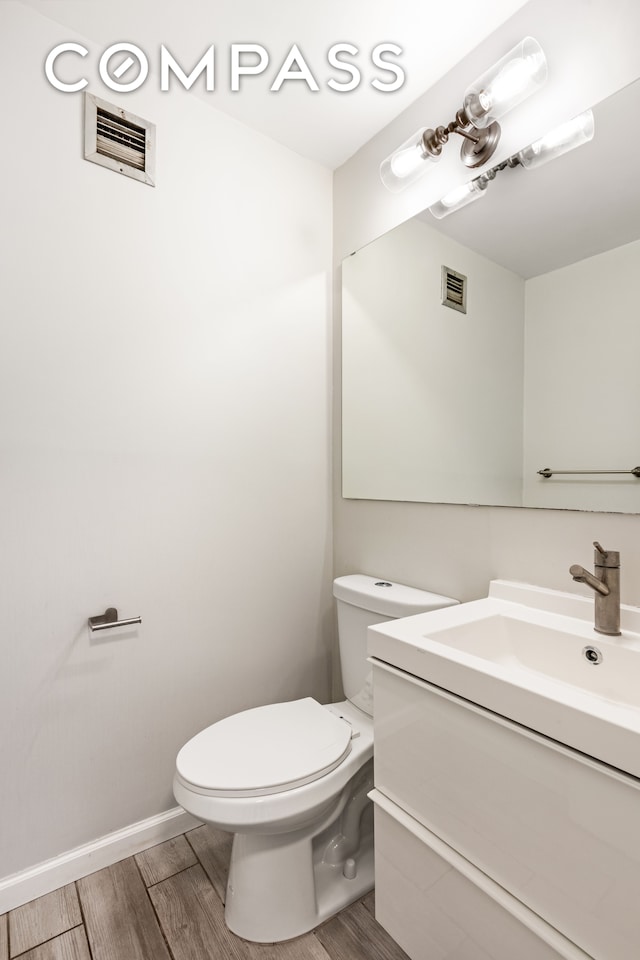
[379,127,439,191]
[516,110,595,170]
[429,179,486,219]
[464,37,547,129]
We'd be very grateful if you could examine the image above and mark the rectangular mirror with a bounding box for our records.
[342,80,640,513]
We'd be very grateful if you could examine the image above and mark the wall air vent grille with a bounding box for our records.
[96,108,146,169]
[441,266,467,314]
[84,93,155,187]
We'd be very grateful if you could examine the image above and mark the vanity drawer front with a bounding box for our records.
[371,792,588,960]
[373,661,640,960]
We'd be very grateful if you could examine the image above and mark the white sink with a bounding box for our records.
[368,580,640,778]
[426,611,640,706]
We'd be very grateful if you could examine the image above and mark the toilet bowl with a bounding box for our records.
[174,697,374,942]
[173,575,458,943]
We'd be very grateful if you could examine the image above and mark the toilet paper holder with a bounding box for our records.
[88,607,142,632]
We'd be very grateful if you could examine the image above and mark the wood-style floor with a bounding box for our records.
[0,826,410,960]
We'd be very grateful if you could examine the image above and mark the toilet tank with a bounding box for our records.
[333,575,458,716]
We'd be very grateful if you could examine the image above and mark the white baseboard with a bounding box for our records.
[0,807,202,914]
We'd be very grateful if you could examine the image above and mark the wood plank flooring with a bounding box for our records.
[9,887,82,957]
[1,827,410,960]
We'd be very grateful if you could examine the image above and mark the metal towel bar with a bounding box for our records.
[538,466,640,478]
[88,607,142,631]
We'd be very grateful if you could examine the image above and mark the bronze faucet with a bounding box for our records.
[570,541,620,636]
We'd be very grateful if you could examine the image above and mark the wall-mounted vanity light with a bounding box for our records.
[428,109,595,219]
[380,37,547,192]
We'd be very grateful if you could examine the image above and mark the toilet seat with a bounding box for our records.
[176,698,353,798]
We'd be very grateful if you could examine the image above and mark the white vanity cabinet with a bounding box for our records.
[370,660,640,960]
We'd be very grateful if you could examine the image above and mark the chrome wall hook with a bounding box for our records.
[88,607,142,632]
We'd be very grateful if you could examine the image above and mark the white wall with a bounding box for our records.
[0,2,332,880]
[334,0,640,609]
[342,216,524,505]
[523,239,640,511]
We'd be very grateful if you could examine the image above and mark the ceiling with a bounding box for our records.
[19,0,529,168]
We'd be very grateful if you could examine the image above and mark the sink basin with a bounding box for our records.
[427,611,640,707]
[368,580,640,778]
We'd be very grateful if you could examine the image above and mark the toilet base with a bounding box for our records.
[225,836,374,943]
[224,785,374,942]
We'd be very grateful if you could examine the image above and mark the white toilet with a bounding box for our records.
[173,574,458,943]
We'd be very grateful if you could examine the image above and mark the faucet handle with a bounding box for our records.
[593,541,620,567]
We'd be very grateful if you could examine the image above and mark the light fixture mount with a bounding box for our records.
[420,112,502,169]
[459,120,501,168]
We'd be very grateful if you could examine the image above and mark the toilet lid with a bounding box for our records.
[176,698,353,797]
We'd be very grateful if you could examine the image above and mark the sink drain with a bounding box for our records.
[582,645,603,665]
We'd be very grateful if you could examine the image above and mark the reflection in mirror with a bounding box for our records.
[342,80,640,513]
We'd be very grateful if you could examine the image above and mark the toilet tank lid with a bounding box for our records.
[333,574,458,619]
